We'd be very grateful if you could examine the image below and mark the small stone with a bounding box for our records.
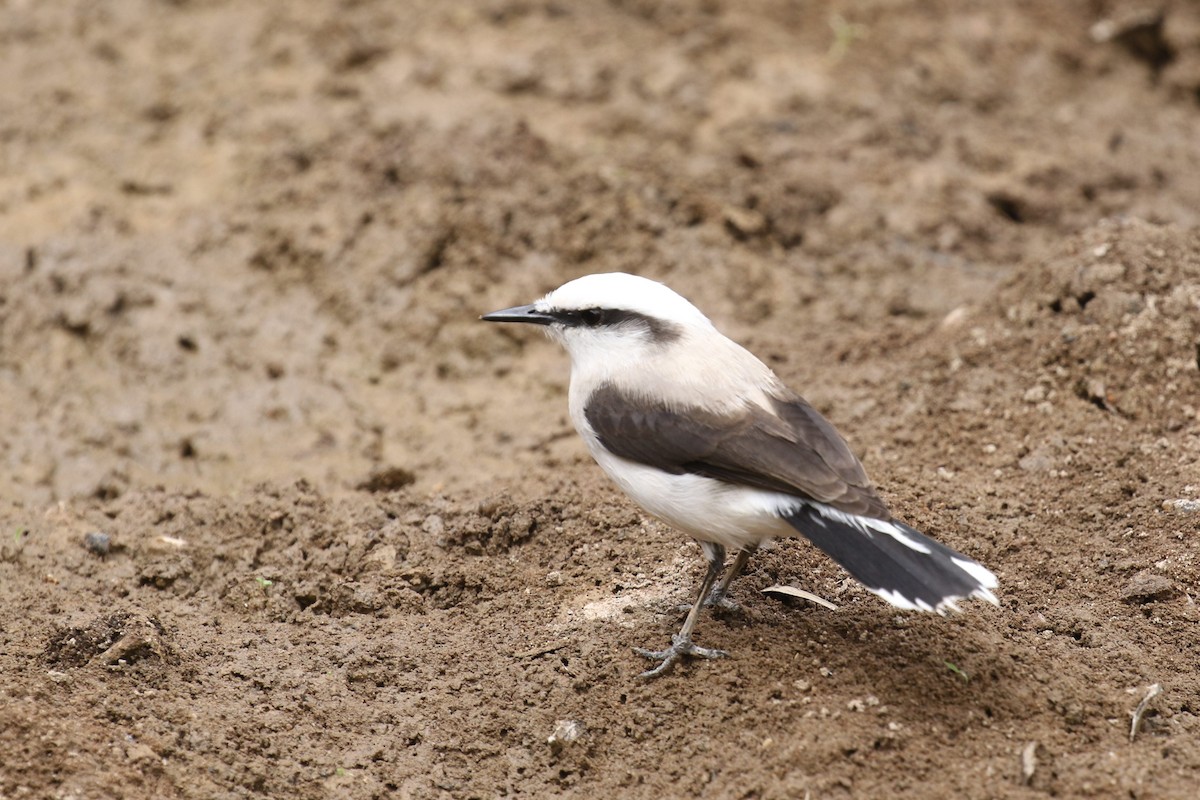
[1018,452,1053,472]
[1120,571,1176,603]
[723,206,767,238]
[1021,741,1039,785]
[1163,499,1200,513]
[547,719,585,753]
[940,307,969,329]
[1023,385,1047,403]
[83,532,111,556]
[101,617,168,665]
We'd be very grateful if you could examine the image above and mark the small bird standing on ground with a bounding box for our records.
[483,273,998,678]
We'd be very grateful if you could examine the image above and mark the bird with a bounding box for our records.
[482,272,999,678]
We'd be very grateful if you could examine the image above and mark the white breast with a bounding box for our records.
[579,426,797,550]
[562,322,796,547]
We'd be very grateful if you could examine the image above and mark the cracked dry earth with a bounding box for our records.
[2,1,1200,798]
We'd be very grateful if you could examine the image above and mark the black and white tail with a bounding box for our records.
[784,503,999,613]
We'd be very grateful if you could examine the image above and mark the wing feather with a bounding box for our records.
[584,383,890,518]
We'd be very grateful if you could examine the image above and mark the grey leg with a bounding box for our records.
[635,542,729,678]
[705,543,758,609]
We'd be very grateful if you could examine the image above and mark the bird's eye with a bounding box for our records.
[580,308,603,327]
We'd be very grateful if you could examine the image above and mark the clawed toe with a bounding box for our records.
[633,543,753,678]
[634,634,728,678]
[705,592,741,612]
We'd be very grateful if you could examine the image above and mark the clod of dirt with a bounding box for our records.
[326,582,386,615]
[1074,378,1118,414]
[0,527,28,562]
[137,554,192,590]
[442,492,539,554]
[356,465,417,493]
[45,612,170,668]
[999,219,1200,420]
[1119,571,1177,603]
[1091,11,1175,72]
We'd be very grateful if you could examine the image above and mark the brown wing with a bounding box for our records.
[584,383,891,519]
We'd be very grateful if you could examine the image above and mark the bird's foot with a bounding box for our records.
[704,586,741,611]
[633,634,728,679]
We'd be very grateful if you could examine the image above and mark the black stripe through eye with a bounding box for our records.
[549,307,682,343]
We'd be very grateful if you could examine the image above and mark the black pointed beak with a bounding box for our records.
[480,304,557,326]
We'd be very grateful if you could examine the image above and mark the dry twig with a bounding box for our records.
[762,585,839,611]
[1129,683,1162,742]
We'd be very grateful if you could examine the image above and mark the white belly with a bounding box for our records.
[587,440,798,550]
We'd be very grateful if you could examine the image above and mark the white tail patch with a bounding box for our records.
[970,586,1000,606]
[778,499,1001,614]
[810,504,933,555]
[873,587,937,613]
[952,556,1000,592]
[872,585,997,615]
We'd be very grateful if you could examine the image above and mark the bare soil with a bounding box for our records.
[2,1,1200,797]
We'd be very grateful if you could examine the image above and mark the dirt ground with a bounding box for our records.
[2,0,1200,797]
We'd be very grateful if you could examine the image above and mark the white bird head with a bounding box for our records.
[482,273,714,365]
[483,273,778,408]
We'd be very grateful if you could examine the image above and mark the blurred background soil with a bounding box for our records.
[1,1,1199,797]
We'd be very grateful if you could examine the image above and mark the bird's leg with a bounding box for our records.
[635,543,728,678]
[705,543,758,610]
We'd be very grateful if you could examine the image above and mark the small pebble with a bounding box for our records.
[1023,386,1047,403]
[83,532,111,557]
[547,719,585,752]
